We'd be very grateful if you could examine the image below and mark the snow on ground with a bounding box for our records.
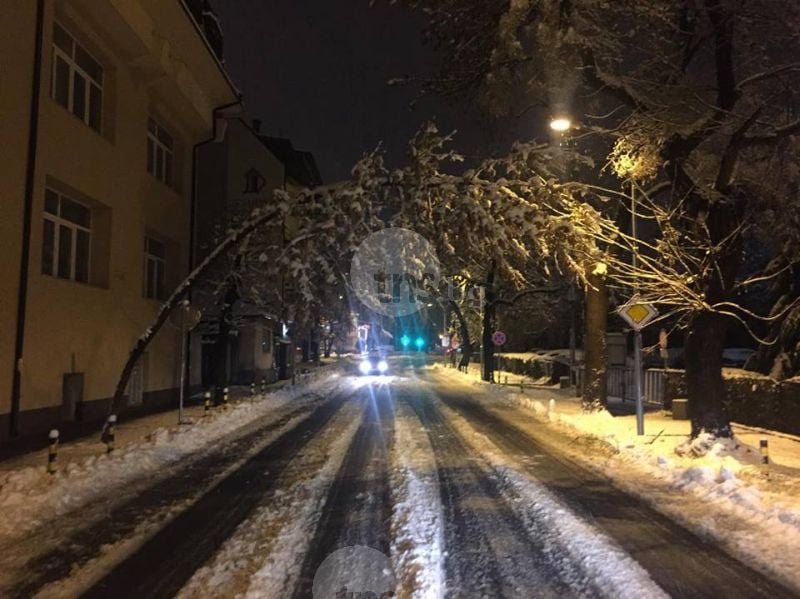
[389,395,445,599]
[433,365,800,591]
[28,406,323,599]
[177,396,364,598]
[0,370,343,546]
[434,394,667,599]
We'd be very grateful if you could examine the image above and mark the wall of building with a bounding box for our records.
[0,0,237,440]
[235,321,276,384]
[0,1,37,433]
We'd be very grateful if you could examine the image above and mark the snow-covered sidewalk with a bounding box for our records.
[0,366,343,546]
[433,364,800,592]
[0,363,334,474]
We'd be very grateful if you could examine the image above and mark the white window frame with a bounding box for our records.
[51,22,103,131]
[42,189,92,283]
[144,236,167,300]
[147,117,175,186]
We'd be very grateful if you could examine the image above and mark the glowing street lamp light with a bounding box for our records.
[549,117,572,132]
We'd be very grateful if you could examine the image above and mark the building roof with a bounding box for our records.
[180,0,239,98]
[258,136,323,188]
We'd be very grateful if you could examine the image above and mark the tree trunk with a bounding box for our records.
[679,180,743,436]
[481,265,496,382]
[582,265,608,410]
[211,279,238,402]
[449,300,472,371]
[685,311,732,437]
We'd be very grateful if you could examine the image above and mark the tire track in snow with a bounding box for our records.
[5,396,325,598]
[390,389,445,598]
[290,380,395,598]
[405,383,584,598]
[176,395,367,598]
[433,394,666,599]
[435,385,794,598]
[77,387,354,599]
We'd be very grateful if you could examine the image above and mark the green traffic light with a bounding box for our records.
[415,337,424,349]
[400,334,411,348]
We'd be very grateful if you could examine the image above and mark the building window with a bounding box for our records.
[144,237,167,300]
[147,117,174,186]
[51,23,103,131]
[42,189,91,283]
[244,168,265,193]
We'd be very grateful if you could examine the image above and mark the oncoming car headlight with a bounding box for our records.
[359,361,372,374]
[377,360,388,373]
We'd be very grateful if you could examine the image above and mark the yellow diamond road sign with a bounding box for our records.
[618,298,658,330]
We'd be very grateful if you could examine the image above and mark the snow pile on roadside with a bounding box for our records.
[433,366,800,590]
[390,401,445,598]
[177,402,363,598]
[0,373,342,543]
[512,392,800,536]
[438,401,667,598]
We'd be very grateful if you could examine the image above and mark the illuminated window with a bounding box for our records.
[42,189,91,283]
[51,23,103,131]
[147,117,174,186]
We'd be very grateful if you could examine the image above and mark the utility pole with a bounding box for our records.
[631,181,645,435]
[568,285,577,388]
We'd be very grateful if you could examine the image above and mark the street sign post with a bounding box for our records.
[617,298,658,330]
[617,297,657,436]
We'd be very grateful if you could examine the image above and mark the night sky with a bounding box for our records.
[212,1,493,182]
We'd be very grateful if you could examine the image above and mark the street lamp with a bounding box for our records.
[549,117,572,132]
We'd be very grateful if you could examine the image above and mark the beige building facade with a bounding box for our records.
[0,0,238,441]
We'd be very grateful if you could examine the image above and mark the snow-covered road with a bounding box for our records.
[1,357,796,598]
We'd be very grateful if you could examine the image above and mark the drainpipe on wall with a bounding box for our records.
[10,0,46,439]
[185,96,243,397]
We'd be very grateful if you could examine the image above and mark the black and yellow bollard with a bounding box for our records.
[47,429,59,474]
[260,377,266,394]
[204,391,211,417]
[223,387,229,410]
[250,382,255,402]
[105,415,117,453]
[760,439,769,465]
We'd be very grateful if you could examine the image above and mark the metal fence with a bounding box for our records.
[643,369,667,407]
[577,365,666,406]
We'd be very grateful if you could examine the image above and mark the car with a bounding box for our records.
[722,348,756,367]
[358,352,389,375]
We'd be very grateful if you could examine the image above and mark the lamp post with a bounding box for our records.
[567,284,577,387]
[630,180,645,435]
[549,117,572,132]
[552,115,578,392]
